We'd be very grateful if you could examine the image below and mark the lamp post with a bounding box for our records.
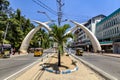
[37,11,52,21]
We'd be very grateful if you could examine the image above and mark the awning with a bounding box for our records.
[100,41,112,46]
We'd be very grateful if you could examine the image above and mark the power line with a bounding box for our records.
[33,0,57,15]
[37,0,57,15]
[62,12,93,23]
[33,0,65,25]
[32,0,57,16]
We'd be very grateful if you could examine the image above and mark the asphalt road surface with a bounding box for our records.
[0,48,54,80]
[79,53,120,79]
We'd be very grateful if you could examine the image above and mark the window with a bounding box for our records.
[115,28,117,34]
[114,28,116,34]
[115,18,117,24]
[111,29,113,34]
[117,27,119,33]
[113,28,114,34]
[108,30,109,35]
[119,27,120,33]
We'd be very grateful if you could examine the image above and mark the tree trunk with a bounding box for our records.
[58,49,61,66]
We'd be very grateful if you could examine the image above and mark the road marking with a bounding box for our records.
[4,58,40,80]
[71,54,118,80]
[4,52,54,80]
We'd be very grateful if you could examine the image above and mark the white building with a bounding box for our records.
[74,15,106,51]
[96,8,120,53]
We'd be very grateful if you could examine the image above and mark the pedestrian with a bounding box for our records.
[18,50,20,55]
[69,48,71,54]
[12,48,16,55]
[101,50,104,54]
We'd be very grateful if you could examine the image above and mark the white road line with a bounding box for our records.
[71,54,118,80]
[4,53,54,80]
[4,58,41,80]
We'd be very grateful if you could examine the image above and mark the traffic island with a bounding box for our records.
[15,53,105,80]
[41,54,79,74]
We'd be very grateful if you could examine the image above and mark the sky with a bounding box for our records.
[9,0,120,25]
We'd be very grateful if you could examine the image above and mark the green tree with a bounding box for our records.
[6,18,22,48]
[50,24,73,66]
[6,9,34,50]
[0,0,9,43]
[0,0,36,52]
[30,29,50,49]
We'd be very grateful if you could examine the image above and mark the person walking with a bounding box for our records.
[12,48,16,55]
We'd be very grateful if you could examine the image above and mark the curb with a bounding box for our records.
[84,52,120,58]
[42,65,78,74]
[10,54,28,58]
[42,53,79,74]
[70,54,118,80]
[103,54,120,58]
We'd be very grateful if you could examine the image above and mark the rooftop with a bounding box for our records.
[96,8,120,26]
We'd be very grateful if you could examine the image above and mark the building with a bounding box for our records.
[73,14,106,51]
[96,8,120,53]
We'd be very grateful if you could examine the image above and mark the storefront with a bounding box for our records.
[113,38,120,54]
[113,42,120,54]
[100,41,113,53]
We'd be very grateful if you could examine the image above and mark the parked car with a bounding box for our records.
[0,44,11,58]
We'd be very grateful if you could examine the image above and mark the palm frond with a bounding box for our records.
[63,33,73,39]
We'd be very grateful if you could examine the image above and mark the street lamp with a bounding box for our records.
[37,11,53,21]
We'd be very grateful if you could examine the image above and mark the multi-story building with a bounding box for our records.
[96,8,120,53]
[74,14,106,51]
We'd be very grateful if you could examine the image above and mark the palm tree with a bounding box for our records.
[50,24,73,66]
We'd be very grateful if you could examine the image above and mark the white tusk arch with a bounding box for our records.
[19,20,52,53]
[33,20,52,31]
[69,20,101,52]
[64,26,78,36]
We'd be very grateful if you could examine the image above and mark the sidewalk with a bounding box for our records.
[15,54,104,80]
[84,52,120,58]
[103,53,120,58]
[10,52,28,58]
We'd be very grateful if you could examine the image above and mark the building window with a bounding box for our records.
[115,18,117,24]
[108,30,110,36]
[111,29,113,34]
[114,28,116,34]
[117,27,119,33]
[112,28,114,34]
[111,21,113,26]
[115,27,116,34]
[119,27,120,33]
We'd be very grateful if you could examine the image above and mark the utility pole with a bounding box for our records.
[56,0,64,26]
[2,23,9,52]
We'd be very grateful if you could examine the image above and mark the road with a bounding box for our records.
[77,53,120,79]
[0,48,54,80]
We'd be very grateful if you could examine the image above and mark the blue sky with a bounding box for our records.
[9,0,120,25]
